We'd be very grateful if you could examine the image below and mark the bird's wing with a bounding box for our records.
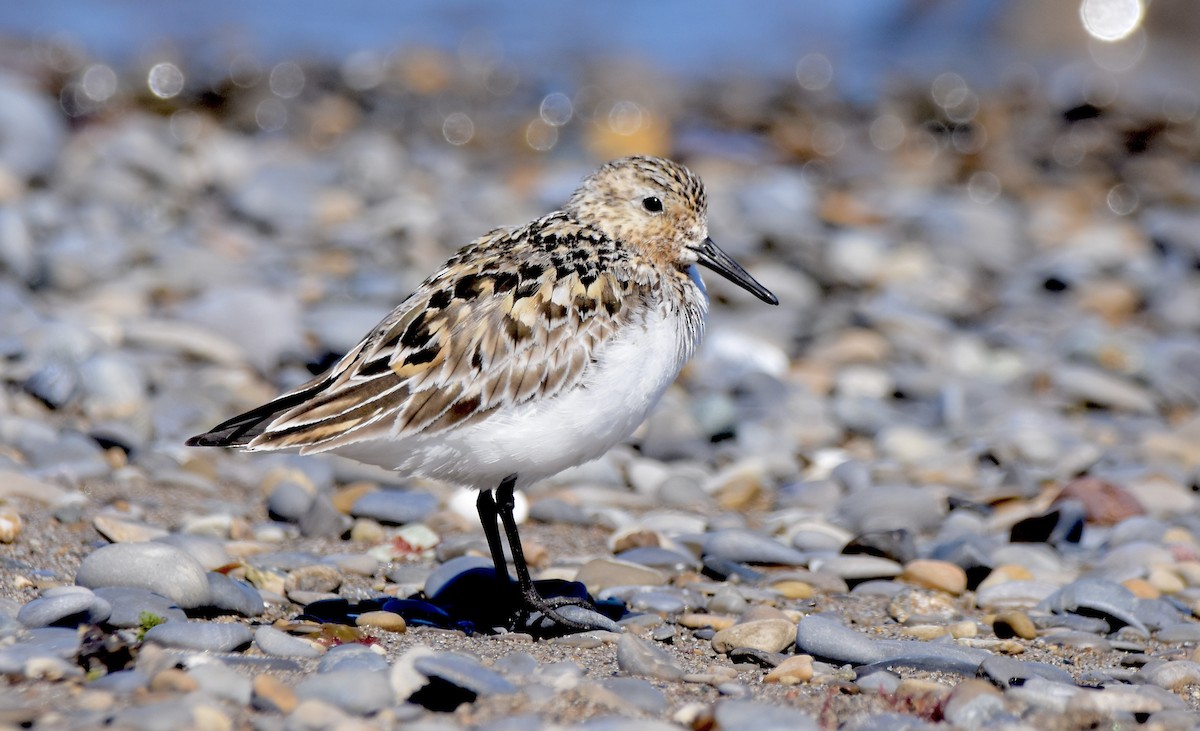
[187,218,652,454]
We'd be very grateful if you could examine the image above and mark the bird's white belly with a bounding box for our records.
[336,302,699,489]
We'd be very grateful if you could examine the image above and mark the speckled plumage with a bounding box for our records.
[189,155,776,630]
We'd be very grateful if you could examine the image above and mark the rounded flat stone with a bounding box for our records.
[92,587,187,628]
[711,618,795,654]
[75,542,211,609]
[414,652,517,695]
[615,633,685,681]
[795,615,886,665]
[295,668,395,716]
[254,625,324,659]
[349,489,438,525]
[143,620,253,652]
[17,586,109,628]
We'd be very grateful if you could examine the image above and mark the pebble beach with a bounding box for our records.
[4,4,1200,729]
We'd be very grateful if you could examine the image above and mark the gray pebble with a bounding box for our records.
[206,572,265,617]
[841,712,938,731]
[318,642,389,673]
[809,555,903,581]
[1040,578,1147,635]
[703,528,809,565]
[93,587,187,628]
[298,493,353,538]
[267,478,316,522]
[295,667,396,716]
[152,534,231,571]
[713,699,820,731]
[0,627,83,676]
[493,651,539,677]
[75,542,211,609]
[187,659,252,705]
[89,669,150,695]
[1156,623,1200,643]
[614,546,701,572]
[545,605,621,633]
[837,486,946,533]
[350,488,438,525]
[855,669,902,694]
[795,615,886,665]
[109,698,209,731]
[615,633,685,681]
[415,652,517,695]
[598,677,668,714]
[17,586,110,628]
[980,655,1075,686]
[143,620,253,652]
[254,625,324,659]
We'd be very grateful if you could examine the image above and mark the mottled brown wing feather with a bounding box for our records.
[244,217,649,454]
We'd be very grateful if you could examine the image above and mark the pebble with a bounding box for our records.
[254,625,325,659]
[75,542,211,609]
[711,618,795,654]
[17,586,110,628]
[318,643,389,673]
[206,572,265,617]
[187,659,253,705]
[414,652,517,695]
[616,633,685,681]
[763,655,814,684]
[350,488,438,525]
[713,699,820,730]
[294,667,396,716]
[356,610,408,632]
[992,610,1037,640]
[93,587,187,627]
[900,559,967,595]
[575,557,667,592]
[703,529,809,566]
[143,621,254,652]
[252,674,298,714]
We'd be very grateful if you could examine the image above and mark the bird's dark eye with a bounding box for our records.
[641,196,663,213]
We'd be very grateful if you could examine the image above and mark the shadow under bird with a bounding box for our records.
[188,155,778,631]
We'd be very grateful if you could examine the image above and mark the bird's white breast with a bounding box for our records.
[338,279,707,489]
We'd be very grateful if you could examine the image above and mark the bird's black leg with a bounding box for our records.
[476,488,512,590]
[494,474,596,631]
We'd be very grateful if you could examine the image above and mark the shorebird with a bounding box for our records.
[188,156,778,630]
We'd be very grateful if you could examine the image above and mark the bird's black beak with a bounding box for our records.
[693,237,778,305]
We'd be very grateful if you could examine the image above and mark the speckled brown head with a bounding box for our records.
[565,155,777,305]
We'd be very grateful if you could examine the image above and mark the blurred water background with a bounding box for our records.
[0,0,1195,101]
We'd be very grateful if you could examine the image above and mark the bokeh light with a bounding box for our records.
[255,97,287,131]
[269,62,306,99]
[795,53,833,92]
[442,112,474,145]
[147,62,184,99]
[1079,0,1144,42]
[525,119,558,151]
[80,64,117,102]
[967,171,1001,204]
[608,101,643,136]
[869,114,906,152]
[539,92,573,127]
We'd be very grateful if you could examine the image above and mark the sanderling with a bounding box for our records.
[188,155,778,630]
